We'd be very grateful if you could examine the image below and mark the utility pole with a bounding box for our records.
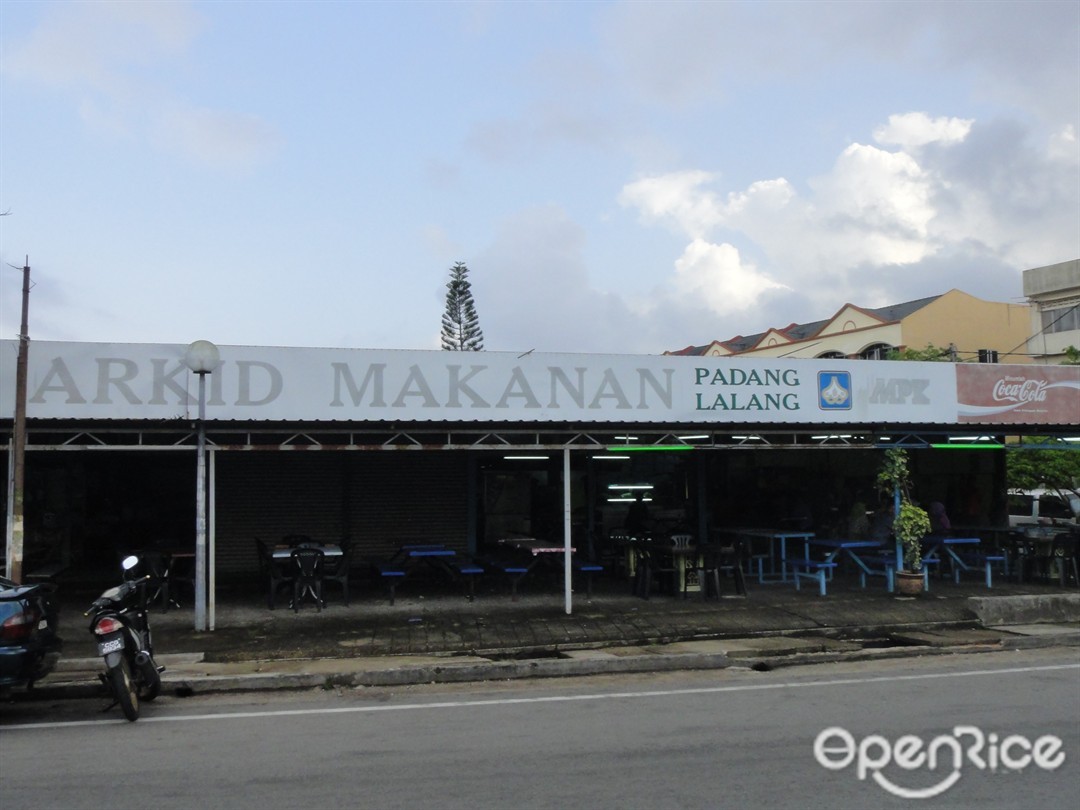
[6,257,29,583]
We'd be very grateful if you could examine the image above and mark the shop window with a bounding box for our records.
[1041,305,1079,334]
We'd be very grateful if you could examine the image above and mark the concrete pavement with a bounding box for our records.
[20,575,1080,700]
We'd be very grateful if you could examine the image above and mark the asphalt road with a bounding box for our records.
[2,648,1078,810]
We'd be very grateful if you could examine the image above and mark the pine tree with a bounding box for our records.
[441,261,484,351]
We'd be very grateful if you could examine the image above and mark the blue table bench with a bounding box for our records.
[451,559,485,601]
[475,556,531,600]
[373,561,408,605]
[571,558,604,599]
[950,552,1007,588]
[785,558,837,596]
[923,537,1004,588]
[855,557,941,591]
[370,545,471,604]
[854,554,896,590]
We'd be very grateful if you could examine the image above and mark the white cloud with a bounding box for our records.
[672,240,789,313]
[1049,125,1079,163]
[808,143,936,264]
[4,1,279,169]
[3,1,202,95]
[873,112,973,150]
[600,2,1079,127]
[154,105,281,169]
[722,179,797,219]
[620,139,939,297]
[619,111,1079,330]
[474,205,642,353]
[618,170,723,238]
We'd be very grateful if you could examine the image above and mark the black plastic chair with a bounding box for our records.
[696,543,746,598]
[169,555,197,606]
[322,540,353,606]
[635,543,678,599]
[255,538,294,610]
[138,551,174,611]
[291,547,325,612]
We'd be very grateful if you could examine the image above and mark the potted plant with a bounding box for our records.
[876,447,931,594]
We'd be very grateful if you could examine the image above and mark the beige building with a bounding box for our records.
[665,289,1031,363]
[1022,259,1080,364]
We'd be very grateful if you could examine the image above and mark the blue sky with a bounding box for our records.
[1,0,1077,355]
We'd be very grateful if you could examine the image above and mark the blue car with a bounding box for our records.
[0,576,62,694]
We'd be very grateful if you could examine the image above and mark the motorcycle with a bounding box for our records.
[85,555,164,721]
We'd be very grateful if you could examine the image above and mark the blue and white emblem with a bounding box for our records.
[818,371,852,410]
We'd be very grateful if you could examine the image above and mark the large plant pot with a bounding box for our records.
[896,570,924,595]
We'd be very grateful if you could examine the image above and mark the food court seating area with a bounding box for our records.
[245,524,1078,613]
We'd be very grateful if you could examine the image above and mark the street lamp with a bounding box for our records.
[184,340,220,632]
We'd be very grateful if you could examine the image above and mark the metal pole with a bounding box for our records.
[563,448,572,615]
[194,372,208,631]
[208,447,216,631]
[5,444,14,576]
[8,259,30,583]
[892,485,901,593]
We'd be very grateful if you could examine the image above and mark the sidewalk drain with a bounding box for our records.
[857,636,930,649]
[485,649,569,661]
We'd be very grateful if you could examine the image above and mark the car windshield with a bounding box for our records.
[1007,494,1034,514]
[1041,495,1075,520]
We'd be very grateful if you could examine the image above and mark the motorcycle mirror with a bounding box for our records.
[121,555,140,571]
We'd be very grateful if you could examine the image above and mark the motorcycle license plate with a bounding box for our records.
[98,637,123,655]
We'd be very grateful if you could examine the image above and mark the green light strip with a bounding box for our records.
[930,443,1004,450]
[603,445,695,452]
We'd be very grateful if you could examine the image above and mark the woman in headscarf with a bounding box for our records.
[929,501,951,536]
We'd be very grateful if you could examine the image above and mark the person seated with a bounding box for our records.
[928,501,952,537]
[847,501,870,540]
[869,503,893,542]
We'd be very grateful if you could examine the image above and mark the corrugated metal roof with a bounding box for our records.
[677,294,943,355]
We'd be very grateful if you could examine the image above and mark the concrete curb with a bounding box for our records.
[21,624,1079,700]
[968,593,1080,625]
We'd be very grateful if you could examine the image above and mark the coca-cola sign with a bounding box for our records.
[993,378,1049,404]
[957,365,1080,424]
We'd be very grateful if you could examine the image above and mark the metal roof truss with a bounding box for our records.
[2,424,1075,452]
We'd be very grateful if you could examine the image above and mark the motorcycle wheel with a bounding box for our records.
[109,658,140,721]
[140,666,161,702]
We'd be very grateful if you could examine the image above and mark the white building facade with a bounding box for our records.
[1023,259,1080,364]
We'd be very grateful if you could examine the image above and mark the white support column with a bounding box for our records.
[194,372,207,631]
[209,447,217,631]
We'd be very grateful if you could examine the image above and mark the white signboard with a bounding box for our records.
[1,340,1074,426]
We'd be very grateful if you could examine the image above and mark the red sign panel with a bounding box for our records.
[956,364,1080,424]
